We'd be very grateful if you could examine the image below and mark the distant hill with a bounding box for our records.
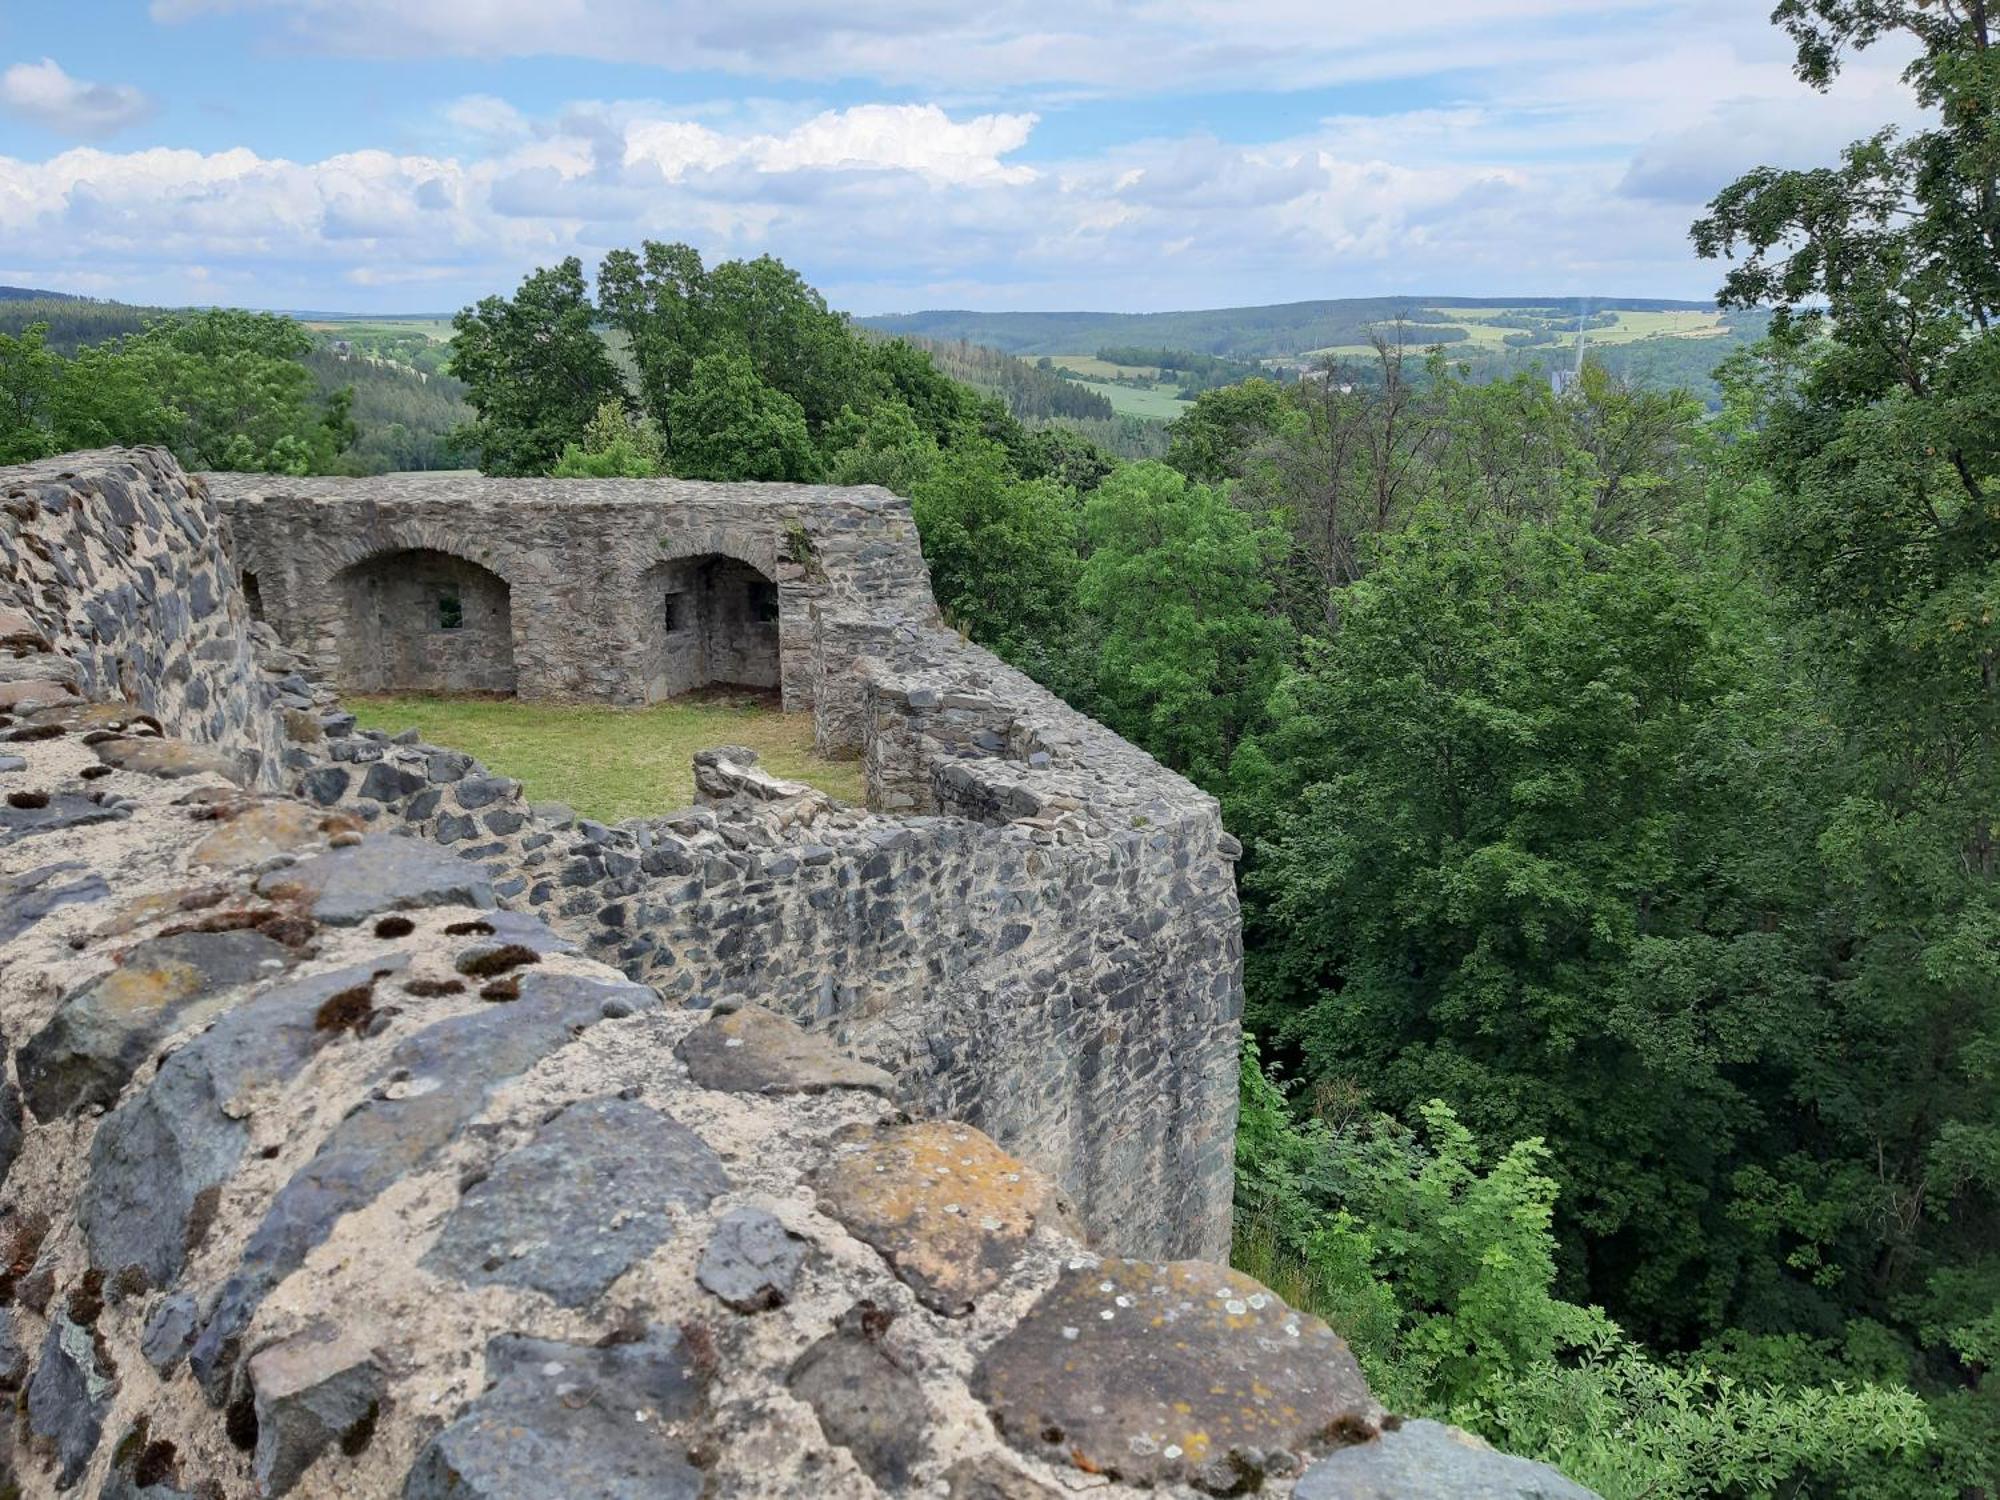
[857,296,1720,361]
[0,285,82,303]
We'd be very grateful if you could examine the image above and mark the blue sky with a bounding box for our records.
[0,0,1921,315]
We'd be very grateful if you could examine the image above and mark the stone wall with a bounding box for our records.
[0,450,287,788]
[210,471,939,709]
[0,448,1599,1498]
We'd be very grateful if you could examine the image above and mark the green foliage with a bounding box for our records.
[664,352,818,482]
[447,257,624,477]
[550,400,669,478]
[0,308,353,474]
[1236,1046,1934,1500]
[821,400,939,494]
[1079,462,1290,789]
[909,438,1080,658]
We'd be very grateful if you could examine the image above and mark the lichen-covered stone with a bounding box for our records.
[424,1095,728,1307]
[677,1003,895,1096]
[403,1329,705,1500]
[973,1258,1379,1493]
[813,1121,1063,1314]
[189,801,331,870]
[93,736,250,784]
[255,835,496,924]
[19,926,296,1120]
[249,1323,385,1497]
[1292,1419,1601,1499]
[697,1206,807,1311]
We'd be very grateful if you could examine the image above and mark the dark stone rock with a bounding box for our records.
[0,1077,19,1193]
[697,1206,807,1312]
[482,808,524,836]
[26,1314,116,1489]
[1292,1419,1600,1499]
[0,790,129,843]
[402,1328,705,1500]
[944,1455,1060,1498]
[788,1316,933,1489]
[676,1004,894,1097]
[425,749,474,782]
[189,970,646,1398]
[250,1323,386,1496]
[20,926,296,1120]
[141,1292,198,1375]
[433,811,476,844]
[973,1259,1378,1493]
[81,957,409,1289]
[0,1307,26,1389]
[256,835,496,925]
[298,765,349,806]
[358,761,426,804]
[0,860,110,943]
[425,1096,727,1307]
[453,774,515,810]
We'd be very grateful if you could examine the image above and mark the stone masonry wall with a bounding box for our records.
[0,449,1600,1498]
[0,450,288,789]
[210,471,939,710]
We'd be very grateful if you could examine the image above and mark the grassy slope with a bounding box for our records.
[347,693,866,821]
[1064,378,1194,419]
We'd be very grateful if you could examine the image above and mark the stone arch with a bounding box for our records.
[641,552,781,700]
[334,546,516,695]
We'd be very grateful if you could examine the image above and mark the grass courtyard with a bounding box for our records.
[347,691,867,823]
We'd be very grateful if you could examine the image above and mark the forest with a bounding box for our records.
[0,4,1991,1493]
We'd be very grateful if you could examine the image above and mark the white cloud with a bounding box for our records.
[0,59,156,140]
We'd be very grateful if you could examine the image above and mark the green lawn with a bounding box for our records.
[346,692,866,822]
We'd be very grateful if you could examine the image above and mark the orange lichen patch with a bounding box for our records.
[811,1121,1064,1315]
[94,956,209,1019]
[971,1258,1378,1492]
[189,801,331,869]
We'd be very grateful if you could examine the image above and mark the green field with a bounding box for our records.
[305,316,455,342]
[1304,306,1734,362]
[1063,377,1191,420]
[1047,352,1164,379]
[347,692,865,822]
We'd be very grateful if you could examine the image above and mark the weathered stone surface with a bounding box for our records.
[788,1314,934,1489]
[0,860,110,943]
[677,1004,895,1097]
[403,1329,705,1500]
[189,800,330,869]
[0,1076,19,1192]
[0,790,129,843]
[943,1454,1060,1499]
[141,1292,198,1375]
[250,1323,386,1497]
[189,968,641,1395]
[813,1122,1062,1314]
[94,735,250,784]
[0,1306,27,1389]
[1293,1420,1601,1500]
[19,926,296,1120]
[973,1258,1379,1493]
[425,1096,728,1307]
[26,1313,116,1489]
[697,1206,807,1311]
[255,834,496,924]
[81,957,408,1287]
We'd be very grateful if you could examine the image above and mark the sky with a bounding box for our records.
[0,1,1924,317]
